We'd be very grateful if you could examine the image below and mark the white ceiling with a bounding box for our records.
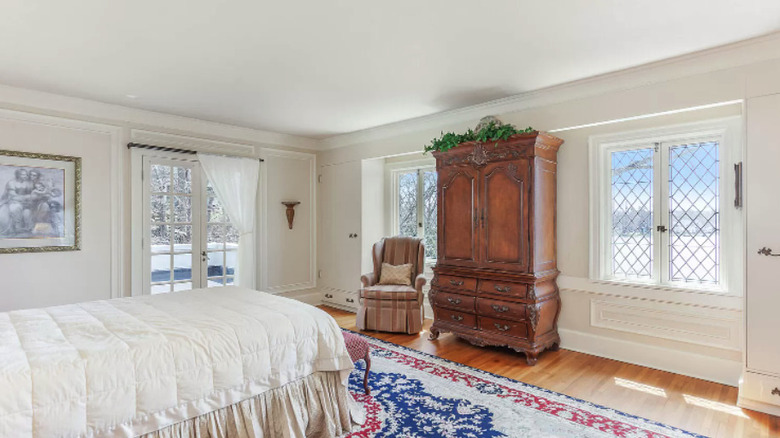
[2,1,779,139]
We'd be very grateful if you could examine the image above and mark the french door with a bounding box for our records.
[142,156,237,294]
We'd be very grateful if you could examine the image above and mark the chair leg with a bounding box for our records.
[363,353,371,395]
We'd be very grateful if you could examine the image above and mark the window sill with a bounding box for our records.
[593,278,735,297]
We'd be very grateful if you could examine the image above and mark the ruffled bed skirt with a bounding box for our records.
[140,371,353,438]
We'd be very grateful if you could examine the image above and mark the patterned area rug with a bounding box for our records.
[341,329,705,438]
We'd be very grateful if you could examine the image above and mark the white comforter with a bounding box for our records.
[0,287,353,437]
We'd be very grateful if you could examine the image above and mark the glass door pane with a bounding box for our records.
[145,159,200,294]
[203,182,237,287]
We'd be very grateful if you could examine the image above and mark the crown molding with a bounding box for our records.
[0,83,320,150]
[318,30,780,151]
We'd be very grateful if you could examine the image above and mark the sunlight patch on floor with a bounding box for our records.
[682,394,749,418]
[613,377,667,397]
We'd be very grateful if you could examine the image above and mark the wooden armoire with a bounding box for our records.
[428,131,563,365]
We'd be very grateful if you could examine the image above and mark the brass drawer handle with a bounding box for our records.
[494,285,511,293]
[491,304,510,313]
[494,323,511,332]
[449,280,464,286]
[772,387,780,397]
[451,314,463,322]
[447,297,462,305]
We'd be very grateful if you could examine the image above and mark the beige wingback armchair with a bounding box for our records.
[357,237,427,334]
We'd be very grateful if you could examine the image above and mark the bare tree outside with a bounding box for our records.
[398,169,437,261]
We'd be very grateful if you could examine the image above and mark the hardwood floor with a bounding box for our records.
[322,306,780,438]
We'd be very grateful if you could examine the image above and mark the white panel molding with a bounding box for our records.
[558,275,742,310]
[258,148,317,293]
[559,328,742,386]
[0,108,124,299]
[319,31,780,150]
[589,299,741,351]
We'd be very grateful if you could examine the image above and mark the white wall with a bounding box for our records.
[360,158,385,273]
[316,41,780,385]
[0,85,318,311]
[0,113,119,311]
[259,149,317,294]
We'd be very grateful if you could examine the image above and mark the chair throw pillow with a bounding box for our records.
[377,263,413,286]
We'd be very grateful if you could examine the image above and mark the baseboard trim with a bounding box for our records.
[559,328,741,386]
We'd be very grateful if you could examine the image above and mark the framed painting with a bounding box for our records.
[0,150,81,253]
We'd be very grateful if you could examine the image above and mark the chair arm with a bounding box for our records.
[414,274,427,293]
[361,272,377,287]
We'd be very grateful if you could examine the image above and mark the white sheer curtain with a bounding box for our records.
[198,153,260,289]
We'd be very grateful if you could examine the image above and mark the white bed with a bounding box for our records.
[0,287,355,437]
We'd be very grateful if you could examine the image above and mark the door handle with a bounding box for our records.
[758,247,780,257]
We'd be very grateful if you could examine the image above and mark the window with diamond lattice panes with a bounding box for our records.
[668,141,719,284]
[611,148,654,279]
[591,119,740,292]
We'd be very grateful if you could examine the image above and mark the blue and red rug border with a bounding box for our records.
[343,328,708,438]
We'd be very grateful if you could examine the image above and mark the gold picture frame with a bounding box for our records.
[0,149,81,253]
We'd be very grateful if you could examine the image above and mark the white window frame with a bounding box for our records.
[387,159,437,265]
[589,117,743,295]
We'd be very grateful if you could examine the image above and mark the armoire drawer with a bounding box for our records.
[437,275,477,293]
[433,291,476,312]
[476,298,526,320]
[478,279,527,299]
[479,316,528,339]
[435,308,477,329]
[740,371,780,407]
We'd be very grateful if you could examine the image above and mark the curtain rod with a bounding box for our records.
[126,142,265,162]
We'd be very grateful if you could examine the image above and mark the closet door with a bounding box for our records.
[746,94,780,375]
[478,160,530,272]
[319,161,362,305]
[438,166,479,267]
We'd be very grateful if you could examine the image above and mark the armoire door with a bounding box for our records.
[479,160,530,271]
[438,166,479,267]
[746,94,780,375]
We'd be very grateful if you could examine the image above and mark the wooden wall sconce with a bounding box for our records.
[282,201,300,229]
